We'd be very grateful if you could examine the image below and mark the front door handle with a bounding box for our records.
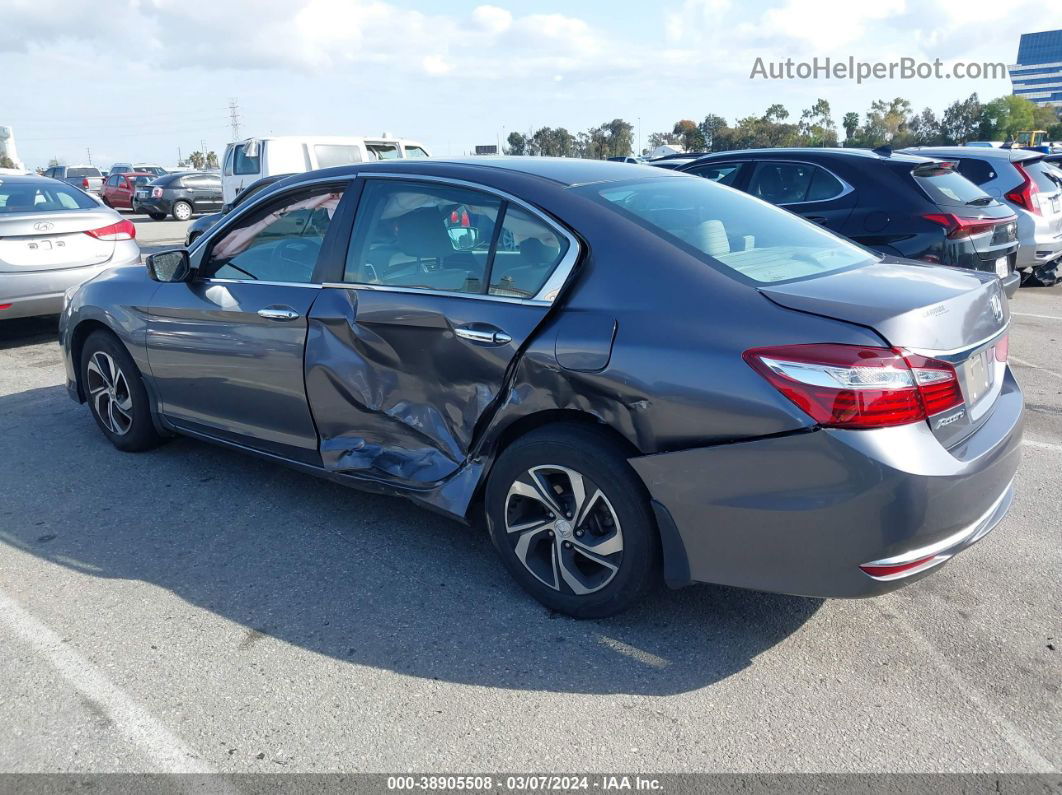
[258,306,300,321]
[454,324,512,345]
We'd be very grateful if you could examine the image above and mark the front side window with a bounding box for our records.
[205,187,343,283]
[314,144,362,168]
[344,181,501,294]
[584,177,874,285]
[233,144,261,176]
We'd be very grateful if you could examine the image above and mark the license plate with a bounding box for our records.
[995,256,1009,278]
[964,351,992,405]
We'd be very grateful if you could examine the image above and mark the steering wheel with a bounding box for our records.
[270,238,322,280]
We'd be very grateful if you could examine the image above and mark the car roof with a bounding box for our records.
[400,156,682,186]
[901,146,1041,162]
[690,147,932,164]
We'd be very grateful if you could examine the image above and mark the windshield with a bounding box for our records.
[0,180,100,212]
[582,177,875,284]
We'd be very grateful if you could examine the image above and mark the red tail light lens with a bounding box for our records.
[1005,163,1041,215]
[81,177,90,189]
[151,186,163,199]
[859,553,942,579]
[743,344,962,429]
[84,219,136,241]
[922,213,1009,240]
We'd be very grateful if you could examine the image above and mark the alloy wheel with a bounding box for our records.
[503,465,624,595]
[86,351,134,436]
[174,202,192,221]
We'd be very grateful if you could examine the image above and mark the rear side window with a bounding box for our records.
[954,159,997,186]
[68,167,101,178]
[0,181,99,212]
[913,165,993,207]
[747,162,815,204]
[805,168,845,201]
[403,146,429,159]
[233,144,261,176]
[686,162,743,187]
[489,206,568,298]
[314,144,362,168]
[584,177,874,285]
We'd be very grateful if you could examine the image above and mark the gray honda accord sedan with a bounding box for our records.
[59,158,1023,618]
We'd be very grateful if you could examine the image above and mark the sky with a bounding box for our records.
[3,0,1058,169]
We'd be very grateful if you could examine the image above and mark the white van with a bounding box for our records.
[221,135,430,205]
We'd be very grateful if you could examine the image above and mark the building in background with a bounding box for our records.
[0,125,26,170]
[1009,29,1062,108]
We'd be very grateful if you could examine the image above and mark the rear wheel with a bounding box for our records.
[485,424,660,618]
[80,331,163,452]
[172,201,192,221]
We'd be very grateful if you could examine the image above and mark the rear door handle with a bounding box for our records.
[257,306,301,321]
[805,215,828,224]
[454,324,512,345]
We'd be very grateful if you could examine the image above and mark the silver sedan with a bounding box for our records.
[0,175,140,319]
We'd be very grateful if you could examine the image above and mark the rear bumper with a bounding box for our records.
[0,247,140,320]
[629,369,1023,598]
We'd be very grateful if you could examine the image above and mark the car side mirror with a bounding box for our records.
[145,250,191,282]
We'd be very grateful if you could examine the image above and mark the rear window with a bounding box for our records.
[68,167,101,178]
[366,143,400,160]
[913,165,994,208]
[314,144,362,168]
[0,180,99,212]
[404,146,429,159]
[1025,162,1060,192]
[582,177,874,285]
[233,144,261,175]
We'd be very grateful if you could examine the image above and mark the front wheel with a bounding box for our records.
[172,201,193,221]
[148,212,166,221]
[80,331,164,452]
[485,424,660,618]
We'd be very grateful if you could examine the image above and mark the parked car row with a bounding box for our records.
[656,146,1062,290]
[54,157,1021,618]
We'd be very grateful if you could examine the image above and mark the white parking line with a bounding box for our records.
[877,602,1055,772]
[1011,357,1062,381]
[0,588,212,774]
[1012,312,1062,321]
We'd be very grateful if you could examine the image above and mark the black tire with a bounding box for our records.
[485,423,660,618]
[149,212,166,221]
[171,201,192,221]
[80,330,164,452]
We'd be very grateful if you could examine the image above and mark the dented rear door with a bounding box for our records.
[305,175,577,486]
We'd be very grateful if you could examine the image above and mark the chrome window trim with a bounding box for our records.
[198,278,322,289]
[320,282,549,306]
[340,172,581,304]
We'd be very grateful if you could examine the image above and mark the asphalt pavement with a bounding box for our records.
[0,233,1058,774]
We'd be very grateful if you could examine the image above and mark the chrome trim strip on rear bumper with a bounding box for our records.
[860,480,1013,580]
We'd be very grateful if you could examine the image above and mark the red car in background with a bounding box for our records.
[101,171,154,210]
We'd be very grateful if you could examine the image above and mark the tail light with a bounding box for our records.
[859,553,942,580]
[84,219,136,241]
[81,177,90,189]
[1005,163,1041,215]
[994,333,1009,363]
[151,186,163,199]
[922,213,1012,240]
[743,343,963,429]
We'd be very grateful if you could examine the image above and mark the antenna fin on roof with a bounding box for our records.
[873,145,892,157]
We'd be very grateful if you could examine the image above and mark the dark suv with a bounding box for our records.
[672,149,1021,296]
[133,171,223,221]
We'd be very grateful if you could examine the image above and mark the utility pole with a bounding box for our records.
[86,147,92,165]
[228,98,241,141]
[200,139,207,169]
[178,146,182,165]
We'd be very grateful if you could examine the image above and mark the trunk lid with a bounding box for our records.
[761,258,1009,447]
[0,211,115,272]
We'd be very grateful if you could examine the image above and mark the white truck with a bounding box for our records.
[220,135,430,205]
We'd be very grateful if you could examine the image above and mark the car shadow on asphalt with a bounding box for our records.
[0,315,59,349]
[0,384,822,696]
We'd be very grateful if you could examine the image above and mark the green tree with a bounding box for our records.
[763,104,789,122]
[799,99,836,146]
[699,114,728,151]
[842,112,860,142]
[979,95,1036,140]
[672,119,705,152]
[506,131,528,156]
[940,93,982,144]
[0,155,14,169]
[206,151,219,169]
[909,107,943,145]
[187,150,206,169]
[647,131,680,149]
